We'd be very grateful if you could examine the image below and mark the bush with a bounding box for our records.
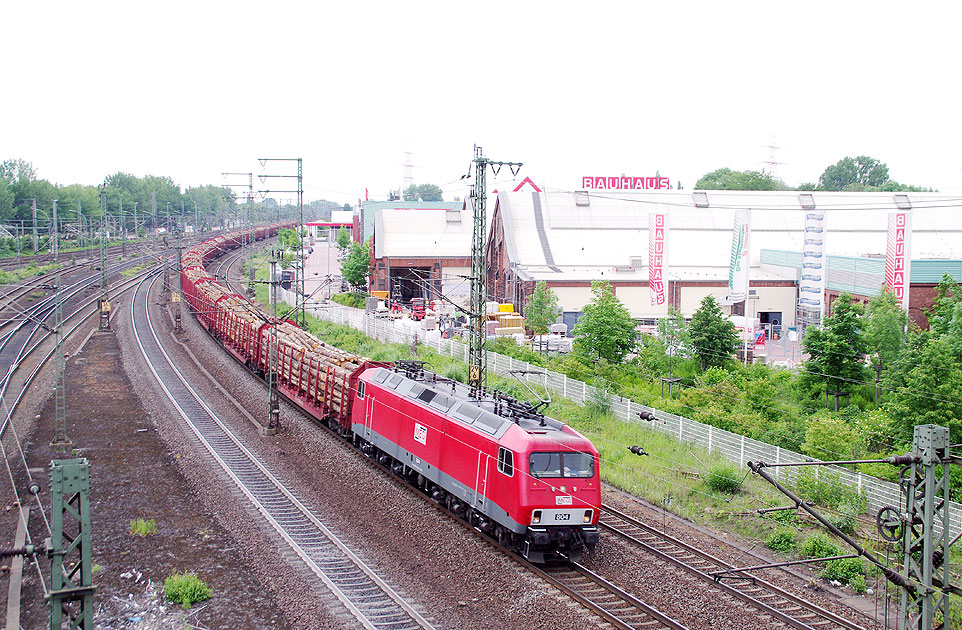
[487,336,547,367]
[767,529,796,554]
[831,501,861,536]
[762,507,800,526]
[129,518,156,536]
[800,533,841,559]
[795,469,866,512]
[704,462,743,494]
[331,292,369,309]
[587,381,612,415]
[822,557,864,589]
[443,365,467,384]
[164,572,212,609]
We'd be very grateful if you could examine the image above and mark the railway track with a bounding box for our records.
[532,560,688,629]
[600,504,866,630]
[0,240,156,270]
[130,273,436,630]
[0,257,159,439]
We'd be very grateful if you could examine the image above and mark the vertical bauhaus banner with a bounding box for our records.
[799,210,827,320]
[728,209,751,303]
[885,212,912,311]
[648,213,668,306]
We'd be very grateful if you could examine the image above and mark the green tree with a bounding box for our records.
[925,273,960,337]
[818,156,889,191]
[572,281,637,363]
[336,227,351,249]
[695,168,778,191]
[886,338,962,442]
[803,294,867,406]
[525,281,561,335]
[403,184,444,202]
[689,295,739,369]
[0,172,13,221]
[658,306,689,375]
[277,228,298,250]
[863,289,907,372]
[803,412,865,461]
[341,239,372,290]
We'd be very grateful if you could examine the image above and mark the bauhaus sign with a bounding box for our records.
[582,176,670,190]
[648,213,668,306]
[885,212,912,311]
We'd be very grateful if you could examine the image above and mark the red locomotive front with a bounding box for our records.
[351,361,600,562]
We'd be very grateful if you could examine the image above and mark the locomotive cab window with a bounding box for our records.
[529,452,594,478]
[497,447,514,476]
[357,381,365,399]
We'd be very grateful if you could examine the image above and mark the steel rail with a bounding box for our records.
[601,504,866,630]
[131,273,435,630]
[531,561,689,630]
[0,268,156,439]
[0,255,154,393]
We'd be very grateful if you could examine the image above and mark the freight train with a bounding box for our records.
[180,227,601,562]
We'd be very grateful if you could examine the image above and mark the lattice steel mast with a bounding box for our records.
[50,277,70,452]
[98,181,110,330]
[221,172,256,295]
[267,251,281,435]
[257,157,304,327]
[467,146,521,391]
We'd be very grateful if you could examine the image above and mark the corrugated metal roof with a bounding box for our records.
[496,190,962,278]
[374,205,471,259]
[761,248,962,295]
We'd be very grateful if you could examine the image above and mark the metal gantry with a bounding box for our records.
[466,146,521,391]
[50,278,71,453]
[747,424,957,630]
[46,458,95,630]
[221,172,256,296]
[98,182,110,330]
[899,425,952,629]
[266,251,280,434]
[257,157,304,327]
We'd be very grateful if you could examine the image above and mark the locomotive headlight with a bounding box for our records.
[532,510,542,524]
[583,510,593,524]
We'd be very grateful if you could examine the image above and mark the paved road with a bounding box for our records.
[303,236,342,300]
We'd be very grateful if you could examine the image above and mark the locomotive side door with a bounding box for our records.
[363,388,374,440]
[475,451,490,510]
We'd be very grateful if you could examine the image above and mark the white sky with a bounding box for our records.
[4,1,961,206]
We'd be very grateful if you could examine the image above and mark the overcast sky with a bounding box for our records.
[5,1,960,206]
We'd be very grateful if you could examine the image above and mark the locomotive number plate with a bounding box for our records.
[555,513,570,521]
[555,496,572,506]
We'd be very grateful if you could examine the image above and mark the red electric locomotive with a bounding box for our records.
[351,361,601,562]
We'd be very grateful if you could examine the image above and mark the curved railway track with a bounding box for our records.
[130,273,436,630]
[600,504,866,630]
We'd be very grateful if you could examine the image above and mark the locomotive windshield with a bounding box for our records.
[529,452,594,478]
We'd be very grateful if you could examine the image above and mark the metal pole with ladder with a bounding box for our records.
[98,182,110,330]
[466,146,521,392]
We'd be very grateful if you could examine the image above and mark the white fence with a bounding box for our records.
[300,295,959,534]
